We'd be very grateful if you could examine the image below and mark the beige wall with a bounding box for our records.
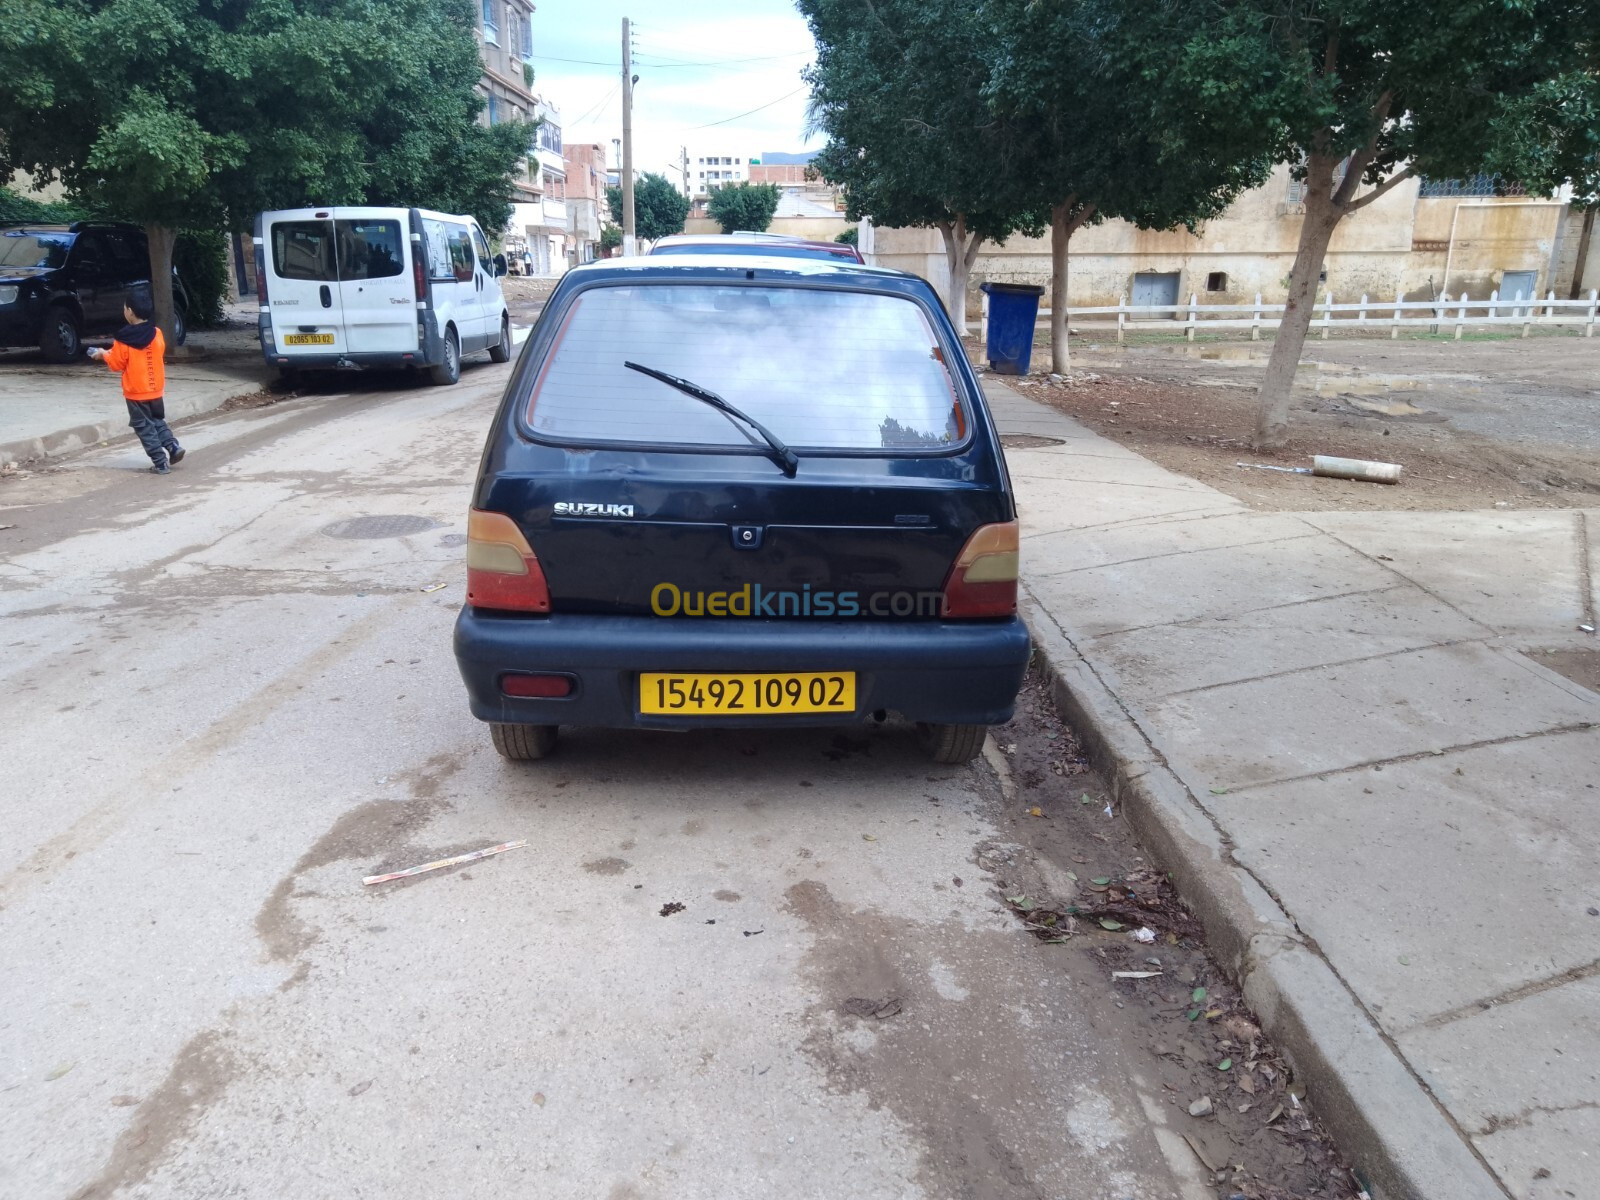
[869,164,1584,318]
[683,216,855,240]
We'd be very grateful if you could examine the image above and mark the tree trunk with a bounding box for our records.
[938,215,982,335]
[1253,170,1340,449]
[145,223,179,349]
[1049,200,1097,375]
[1570,206,1596,300]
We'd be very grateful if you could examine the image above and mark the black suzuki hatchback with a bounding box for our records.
[453,254,1029,763]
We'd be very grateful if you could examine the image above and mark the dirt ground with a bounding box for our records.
[976,334,1600,512]
[987,671,1360,1200]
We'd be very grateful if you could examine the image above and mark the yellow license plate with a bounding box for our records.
[282,332,335,346]
[639,671,856,716]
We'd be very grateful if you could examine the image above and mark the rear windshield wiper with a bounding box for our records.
[623,361,799,477]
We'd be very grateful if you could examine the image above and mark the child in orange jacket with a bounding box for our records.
[87,289,186,474]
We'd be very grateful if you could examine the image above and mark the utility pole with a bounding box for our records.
[621,17,635,256]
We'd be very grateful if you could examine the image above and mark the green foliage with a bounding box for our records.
[983,0,1271,234]
[173,229,229,328]
[606,174,692,242]
[0,0,532,262]
[600,225,623,253]
[801,0,1044,243]
[0,188,84,224]
[705,181,781,234]
[1137,0,1600,205]
[834,227,858,245]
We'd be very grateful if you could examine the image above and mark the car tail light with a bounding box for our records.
[466,510,551,612]
[500,673,574,698]
[413,253,425,303]
[941,521,1019,618]
[254,245,268,305]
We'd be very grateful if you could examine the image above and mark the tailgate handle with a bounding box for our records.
[732,525,764,550]
[319,284,332,308]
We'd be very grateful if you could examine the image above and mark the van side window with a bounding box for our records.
[446,224,475,282]
[272,221,337,281]
[471,225,493,270]
[335,219,403,280]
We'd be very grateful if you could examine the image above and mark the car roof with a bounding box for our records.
[561,253,915,287]
[652,233,857,254]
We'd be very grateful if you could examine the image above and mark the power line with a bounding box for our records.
[687,86,808,130]
[633,50,814,69]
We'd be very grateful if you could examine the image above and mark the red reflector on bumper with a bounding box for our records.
[500,673,574,698]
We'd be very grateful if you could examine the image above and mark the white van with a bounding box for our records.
[253,206,511,384]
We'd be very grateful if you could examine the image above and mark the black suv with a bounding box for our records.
[453,254,1030,763]
[0,222,190,362]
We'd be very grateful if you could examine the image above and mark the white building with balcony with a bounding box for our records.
[687,147,759,199]
[509,100,568,275]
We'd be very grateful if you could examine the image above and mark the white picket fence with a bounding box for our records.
[982,288,1600,342]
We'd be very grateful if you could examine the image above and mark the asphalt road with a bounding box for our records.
[0,350,1203,1199]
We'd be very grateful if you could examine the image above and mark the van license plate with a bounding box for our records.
[639,672,856,716]
[282,333,334,346]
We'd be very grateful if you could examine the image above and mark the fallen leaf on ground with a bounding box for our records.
[1028,806,1044,817]
[1192,986,1208,1003]
[861,834,876,842]
[45,1063,74,1081]
[1098,918,1124,930]
[348,1080,373,1097]
[1218,1058,1233,1071]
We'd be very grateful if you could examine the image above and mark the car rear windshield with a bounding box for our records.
[0,232,74,270]
[525,284,967,454]
[270,218,403,281]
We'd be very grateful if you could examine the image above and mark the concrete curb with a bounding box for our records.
[0,386,255,468]
[1020,584,1506,1200]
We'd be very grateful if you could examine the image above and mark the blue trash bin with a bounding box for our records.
[980,282,1044,375]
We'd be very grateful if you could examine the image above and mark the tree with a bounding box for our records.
[984,0,1272,374]
[1140,0,1600,447]
[607,174,691,244]
[706,181,781,234]
[0,0,530,345]
[834,227,859,245]
[801,0,1045,332]
[600,225,623,255]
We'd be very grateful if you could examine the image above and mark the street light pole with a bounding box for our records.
[621,17,635,256]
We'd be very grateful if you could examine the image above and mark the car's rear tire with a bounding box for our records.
[429,326,461,385]
[917,722,987,764]
[40,305,82,363]
[172,306,188,347]
[488,314,511,363]
[490,722,558,761]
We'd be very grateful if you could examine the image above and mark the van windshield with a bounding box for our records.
[525,284,967,454]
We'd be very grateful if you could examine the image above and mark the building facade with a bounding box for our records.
[867,164,1600,318]
[686,148,758,199]
[564,143,609,266]
[475,0,567,272]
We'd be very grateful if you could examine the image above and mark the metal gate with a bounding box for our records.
[1131,271,1181,313]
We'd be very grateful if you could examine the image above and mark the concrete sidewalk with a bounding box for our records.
[0,323,269,467]
[987,377,1599,1200]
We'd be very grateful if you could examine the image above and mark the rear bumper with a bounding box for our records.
[454,610,1031,730]
[258,308,439,370]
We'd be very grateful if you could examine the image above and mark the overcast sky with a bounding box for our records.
[527,0,822,180]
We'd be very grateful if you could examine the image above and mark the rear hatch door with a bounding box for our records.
[263,210,345,355]
[481,274,1009,617]
[331,208,415,353]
